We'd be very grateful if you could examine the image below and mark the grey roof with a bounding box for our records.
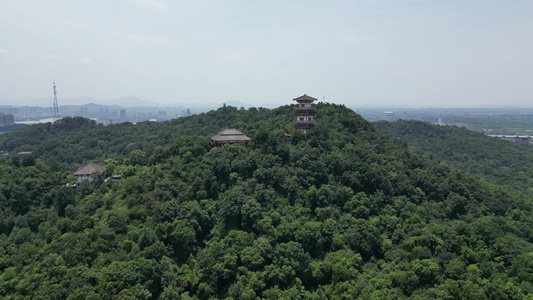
[293,94,317,102]
[74,162,106,176]
[211,128,251,142]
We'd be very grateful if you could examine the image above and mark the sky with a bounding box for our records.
[1,0,533,108]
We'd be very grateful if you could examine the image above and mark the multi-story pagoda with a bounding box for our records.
[293,94,317,132]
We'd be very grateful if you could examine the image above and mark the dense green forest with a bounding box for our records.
[374,120,533,194]
[0,104,532,299]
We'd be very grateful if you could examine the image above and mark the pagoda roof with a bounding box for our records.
[293,94,317,102]
[211,129,251,142]
[74,162,106,176]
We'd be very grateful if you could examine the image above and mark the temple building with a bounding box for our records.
[211,129,251,147]
[74,162,106,184]
[293,94,317,132]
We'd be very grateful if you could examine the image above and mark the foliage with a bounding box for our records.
[374,120,533,194]
[0,104,532,299]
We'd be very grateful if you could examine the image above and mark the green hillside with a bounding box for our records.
[0,104,532,299]
[374,120,533,194]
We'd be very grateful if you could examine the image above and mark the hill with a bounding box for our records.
[374,120,533,194]
[0,104,532,299]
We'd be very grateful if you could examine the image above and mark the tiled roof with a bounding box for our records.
[74,162,106,176]
[211,129,251,142]
[293,94,317,102]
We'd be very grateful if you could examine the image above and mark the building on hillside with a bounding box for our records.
[105,174,122,183]
[74,162,106,184]
[211,129,251,147]
[293,94,317,132]
[17,151,32,158]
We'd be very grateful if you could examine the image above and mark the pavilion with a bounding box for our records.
[211,129,251,147]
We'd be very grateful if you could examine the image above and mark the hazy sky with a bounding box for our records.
[1,0,533,107]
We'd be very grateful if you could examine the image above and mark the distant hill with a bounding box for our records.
[102,96,159,107]
[374,120,533,193]
[0,104,531,298]
[219,100,279,109]
[13,96,159,107]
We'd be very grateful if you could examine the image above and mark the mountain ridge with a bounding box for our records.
[374,119,533,193]
[0,103,531,299]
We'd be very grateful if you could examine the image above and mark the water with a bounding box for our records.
[16,118,56,125]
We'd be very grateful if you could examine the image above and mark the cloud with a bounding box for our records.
[44,54,65,61]
[133,0,168,10]
[0,49,14,64]
[222,53,250,64]
[142,71,162,78]
[440,75,456,80]
[8,3,83,27]
[396,71,411,78]
[8,3,49,19]
[80,57,94,64]
[113,31,169,47]
[0,48,23,64]
[339,35,355,44]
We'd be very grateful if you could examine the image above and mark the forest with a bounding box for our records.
[0,104,532,299]
[374,120,533,194]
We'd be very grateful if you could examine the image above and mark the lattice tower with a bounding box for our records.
[53,81,60,121]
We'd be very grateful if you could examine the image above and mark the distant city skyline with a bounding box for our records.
[1,1,533,108]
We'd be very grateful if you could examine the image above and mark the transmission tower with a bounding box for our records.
[53,81,60,121]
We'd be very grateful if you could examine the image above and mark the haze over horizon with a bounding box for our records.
[1,1,532,108]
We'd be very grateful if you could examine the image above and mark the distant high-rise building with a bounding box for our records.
[383,111,395,121]
[120,109,126,119]
[0,113,14,126]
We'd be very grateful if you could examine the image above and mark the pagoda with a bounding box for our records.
[293,94,317,132]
